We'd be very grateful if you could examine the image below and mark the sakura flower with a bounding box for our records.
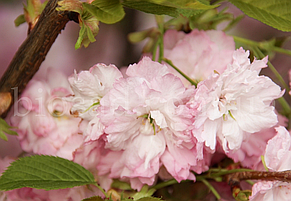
[67,63,122,120]
[10,68,82,160]
[249,126,291,201]
[73,140,113,191]
[250,181,291,201]
[4,186,103,201]
[98,57,207,190]
[67,63,122,142]
[189,48,283,152]
[163,29,235,85]
[226,112,288,169]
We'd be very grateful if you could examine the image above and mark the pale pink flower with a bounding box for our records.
[189,48,283,152]
[4,186,103,201]
[226,113,288,169]
[249,126,291,200]
[98,57,207,190]
[0,157,14,176]
[264,126,291,171]
[10,68,82,160]
[67,63,122,120]
[73,140,113,191]
[163,29,235,85]
[67,63,122,142]
[250,181,291,201]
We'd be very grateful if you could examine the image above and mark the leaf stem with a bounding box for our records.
[205,168,254,178]
[150,179,179,190]
[152,39,159,62]
[163,58,198,87]
[93,183,109,198]
[232,35,291,57]
[273,46,291,57]
[261,155,269,172]
[266,60,290,92]
[155,15,164,63]
[199,179,221,200]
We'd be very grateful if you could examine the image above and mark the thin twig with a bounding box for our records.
[225,170,291,183]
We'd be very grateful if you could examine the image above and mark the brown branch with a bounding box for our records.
[225,170,291,199]
[0,0,74,118]
[225,170,291,184]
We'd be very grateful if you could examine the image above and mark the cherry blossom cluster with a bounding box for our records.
[3,29,289,200]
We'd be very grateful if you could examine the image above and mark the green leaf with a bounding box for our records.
[227,0,291,32]
[0,118,18,141]
[132,185,156,200]
[75,10,99,49]
[0,155,96,191]
[122,0,218,17]
[14,14,26,27]
[111,179,132,190]
[123,1,177,16]
[75,24,87,49]
[83,0,125,24]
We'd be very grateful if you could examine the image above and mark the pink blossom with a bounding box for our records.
[249,126,291,200]
[189,48,283,152]
[10,68,82,160]
[249,180,291,201]
[264,126,291,171]
[226,113,288,169]
[0,157,14,176]
[4,186,103,201]
[163,29,235,85]
[67,63,122,142]
[98,57,207,190]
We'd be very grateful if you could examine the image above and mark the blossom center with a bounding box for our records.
[219,94,236,121]
[139,113,161,135]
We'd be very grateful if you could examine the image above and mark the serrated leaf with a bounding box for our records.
[14,14,26,27]
[177,8,204,17]
[82,196,104,201]
[123,1,177,16]
[132,185,156,200]
[123,0,217,17]
[228,0,291,32]
[83,0,125,24]
[0,155,96,191]
[0,118,18,141]
[160,0,216,10]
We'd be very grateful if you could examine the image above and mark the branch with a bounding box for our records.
[0,0,75,118]
[225,170,291,199]
[226,170,291,184]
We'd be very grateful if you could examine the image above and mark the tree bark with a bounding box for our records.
[0,0,71,118]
